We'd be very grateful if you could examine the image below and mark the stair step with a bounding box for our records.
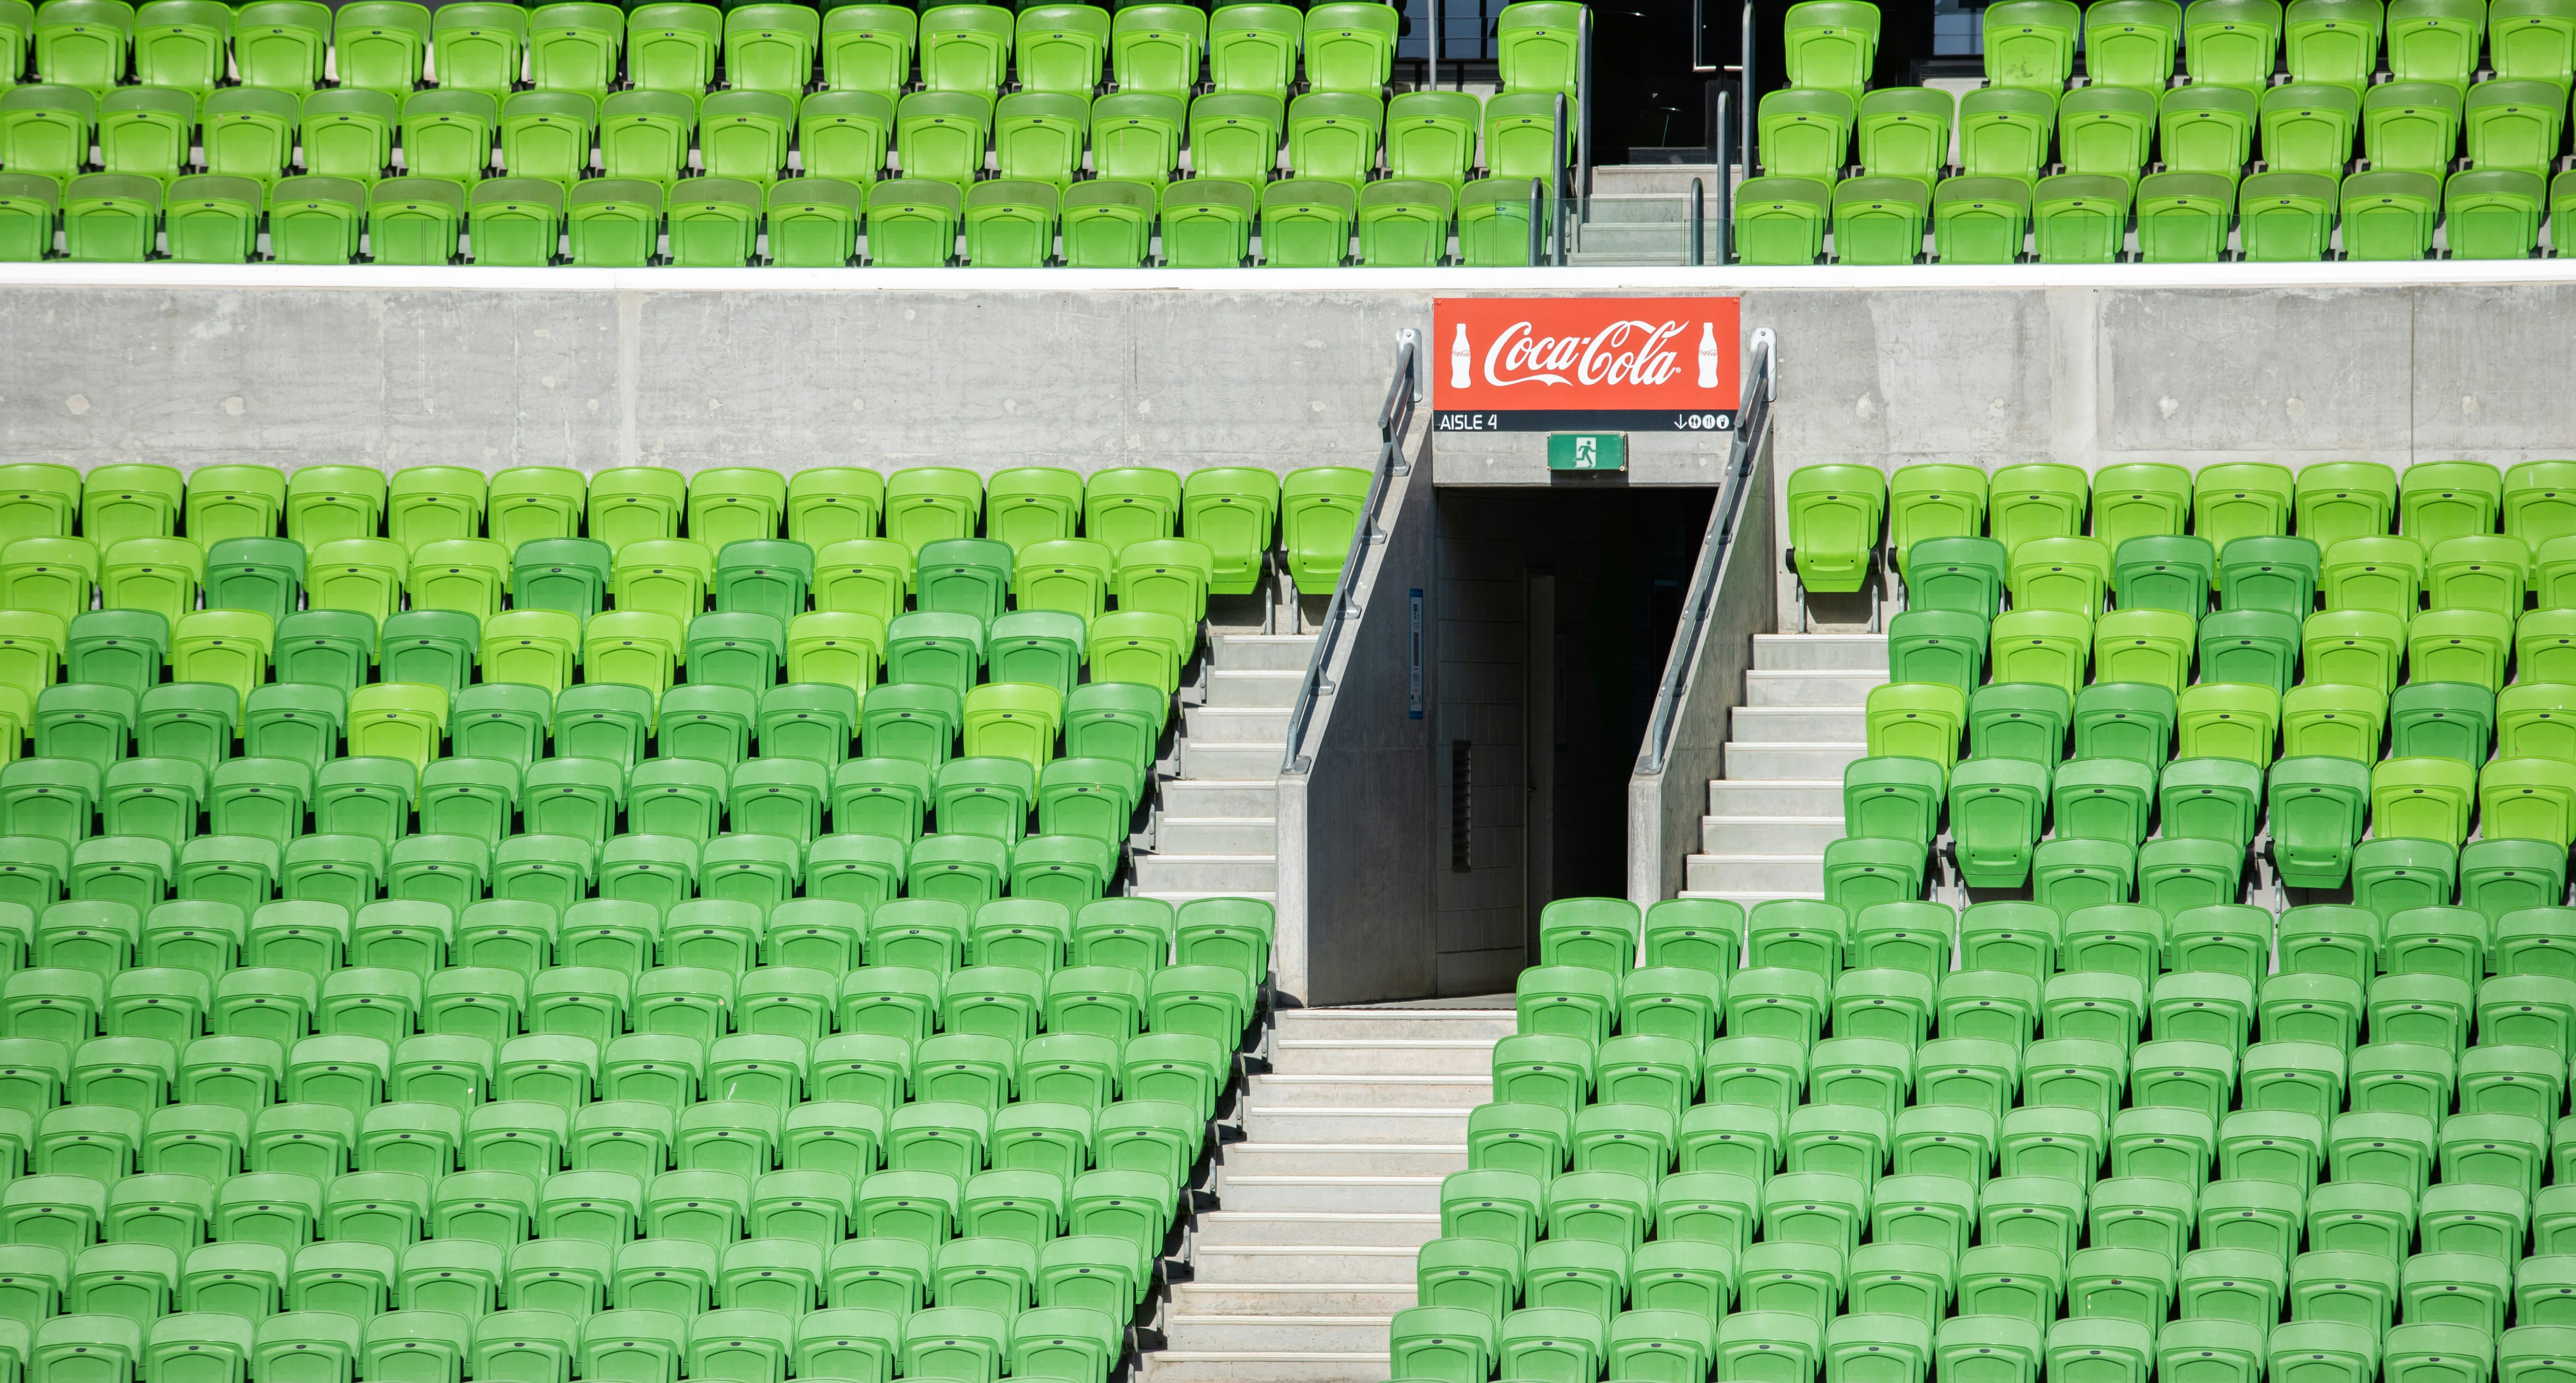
[1707,780,1844,815]
[1270,1038,1498,1075]
[1745,671,1890,706]
[1141,1352,1391,1383]
[1728,707,1868,742]
[1212,1174,1445,1214]
[1135,890,1281,907]
[1679,889,1827,909]
[1186,1246,1425,1285]
[1753,633,1890,671]
[1185,707,1295,742]
[1165,1317,1399,1353]
[1206,670,1305,707]
[1243,1106,1474,1144]
[1170,1284,1418,1316]
[1701,816,1844,853]
[1193,1211,1444,1248]
[1159,780,1280,817]
[1155,818,1281,854]
[1722,742,1872,779]
[1246,1074,1491,1108]
[1275,1009,1517,1040]
[1685,853,1824,891]
[1218,1143,1471,1178]
[1134,854,1280,891]
[1180,742,1286,779]
[1214,635,1321,672]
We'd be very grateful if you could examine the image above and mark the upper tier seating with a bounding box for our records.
[1739,0,2576,265]
[0,0,1589,266]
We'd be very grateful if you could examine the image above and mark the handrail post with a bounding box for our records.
[1527,177,1544,264]
[1714,90,1732,263]
[1688,177,1704,266]
[1576,7,1593,232]
[1740,2,1755,180]
[1428,0,1440,90]
[1553,90,1570,266]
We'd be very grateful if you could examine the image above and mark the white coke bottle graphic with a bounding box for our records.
[1697,323,1719,389]
[1450,323,1471,390]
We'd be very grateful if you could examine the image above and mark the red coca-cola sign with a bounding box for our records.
[1432,296,1743,433]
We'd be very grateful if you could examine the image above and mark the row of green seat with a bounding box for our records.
[0,889,1263,990]
[1903,532,2576,625]
[0,461,1358,567]
[0,0,1583,111]
[0,530,1238,635]
[0,82,1564,196]
[1786,460,2576,595]
[1399,1300,2533,1383]
[1528,891,2576,987]
[1783,0,2576,105]
[0,1231,1151,1326]
[0,1299,1131,1383]
[1758,78,2571,191]
[0,168,1544,267]
[1886,603,2576,701]
[1735,164,2571,266]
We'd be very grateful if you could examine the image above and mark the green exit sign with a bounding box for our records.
[1547,433,1627,472]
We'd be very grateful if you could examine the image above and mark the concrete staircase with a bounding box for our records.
[1568,163,1738,267]
[1130,631,1314,908]
[1142,1006,1511,1383]
[1683,632,1889,909]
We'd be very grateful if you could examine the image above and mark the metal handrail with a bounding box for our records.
[1281,335,1421,775]
[1635,328,1778,777]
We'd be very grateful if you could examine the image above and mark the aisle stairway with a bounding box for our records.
[1143,1007,1514,1383]
[1684,632,1891,908]
[1129,631,1313,907]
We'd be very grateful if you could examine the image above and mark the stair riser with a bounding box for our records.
[1753,634,1891,671]
[1243,1109,1473,1143]
[1184,708,1295,743]
[1206,673,1304,708]
[1172,1286,1419,1316]
[1219,1146,1471,1177]
[1707,782,1844,816]
[1215,637,1321,672]
[1724,744,1872,778]
[1155,820,1281,854]
[1142,1354,1392,1383]
[1160,781,1280,817]
[1269,1043,1496,1075]
[1180,743,1285,779]
[1702,818,1844,853]
[1188,1249,1424,1284]
[1686,855,1825,891]
[1196,1213,1444,1248]
[1747,673,1893,706]
[1213,1178,1444,1214]
[1273,1013,1516,1040]
[1137,890,1279,908]
[1167,1320,1397,1353]
[1135,857,1280,891]
[1248,1076,1491,1108]
[1728,709,1867,742]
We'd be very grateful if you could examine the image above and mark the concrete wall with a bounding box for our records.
[1275,420,1436,1009]
[13,265,2576,485]
[1629,434,1774,911]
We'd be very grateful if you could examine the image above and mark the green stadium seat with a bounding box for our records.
[1951,87,2054,190]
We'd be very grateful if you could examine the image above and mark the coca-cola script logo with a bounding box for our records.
[1483,318,1689,389]
[1433,295,1740,433]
